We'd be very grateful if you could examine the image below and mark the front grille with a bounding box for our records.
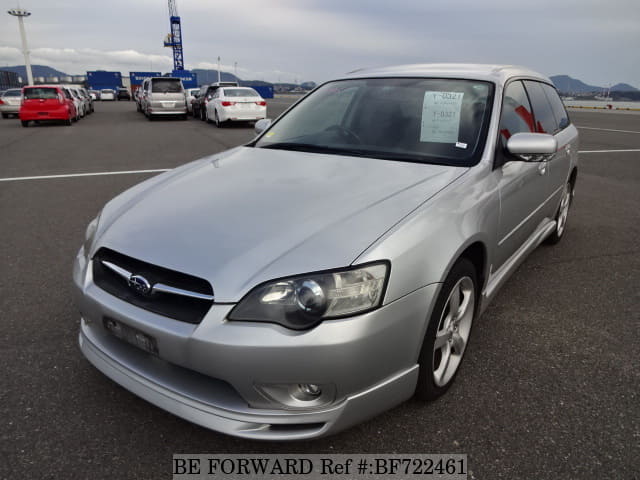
[92,248,214,324]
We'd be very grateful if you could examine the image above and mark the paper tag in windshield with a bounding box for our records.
[421,91,464,143]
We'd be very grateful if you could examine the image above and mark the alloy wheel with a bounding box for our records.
[432,276,475,387]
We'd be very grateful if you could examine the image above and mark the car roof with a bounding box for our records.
[341,63,551,85]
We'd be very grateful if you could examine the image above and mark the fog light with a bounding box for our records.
[298,383,321,397]
[255,383,335,409]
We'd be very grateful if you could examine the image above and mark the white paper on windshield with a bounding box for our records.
[420,91,464,143]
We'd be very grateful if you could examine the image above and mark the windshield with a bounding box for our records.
[23,87,58,100]
[222,88,258,97]
[152,79,183,93]
[254,78,494,166]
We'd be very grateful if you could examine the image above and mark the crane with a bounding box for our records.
[163,0,184,70]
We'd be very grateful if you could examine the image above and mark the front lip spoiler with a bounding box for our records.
[78,320,419,440]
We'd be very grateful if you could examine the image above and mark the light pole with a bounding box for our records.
[217,56,221,83]
[8,7,33,86]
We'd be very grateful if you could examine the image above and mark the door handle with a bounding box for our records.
[538,162,547,175]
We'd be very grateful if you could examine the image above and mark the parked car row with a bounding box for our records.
[131,78,267,127]
[17,84,95,127]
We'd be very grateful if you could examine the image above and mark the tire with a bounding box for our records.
[214,110,223,128]
[1,113,8,119]
[65,117,72,126]
[545,180,573,245]
[21,120,29,128]
[415,257,477,401]
[200,107,206,121]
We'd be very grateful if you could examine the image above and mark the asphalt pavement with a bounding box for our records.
[0,100,638,479]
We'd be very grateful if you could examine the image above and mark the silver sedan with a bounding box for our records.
[74,64,578,440]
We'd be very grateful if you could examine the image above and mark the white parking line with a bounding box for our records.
[0,168,170,183]
[578,149,640,154]
[577,126,640,134]
[0,149,637,183]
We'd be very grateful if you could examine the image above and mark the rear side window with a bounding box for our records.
[541,83,570,130]
[523,81,558,134]
[23,88,58,99]
[3,90,21,97]
[499,81,535,146]
[152,79,182,93]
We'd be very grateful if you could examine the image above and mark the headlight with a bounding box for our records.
[228,262,389,330]
[83,213,101,255]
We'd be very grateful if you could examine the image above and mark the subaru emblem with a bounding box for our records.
[128,274,152,295]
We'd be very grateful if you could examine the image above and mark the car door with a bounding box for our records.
[493,80,551,269]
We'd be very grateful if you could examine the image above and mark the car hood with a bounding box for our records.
[95,147,465,301]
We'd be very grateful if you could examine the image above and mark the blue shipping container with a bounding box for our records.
[87,71,122,91]
[251,85,274,99]
[129,71,161,86]
[171,70,198,89]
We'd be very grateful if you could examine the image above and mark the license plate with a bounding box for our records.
[161,102,175,108]
[103,317,158,355]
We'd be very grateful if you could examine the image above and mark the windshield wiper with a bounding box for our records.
[258,142,452,166]
[260,142,372,157]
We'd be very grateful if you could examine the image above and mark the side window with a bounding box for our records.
[499,81,535,148]
[523,81,558,134]
[541,83,570,130]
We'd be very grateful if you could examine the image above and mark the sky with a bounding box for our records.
[1,0,639,87]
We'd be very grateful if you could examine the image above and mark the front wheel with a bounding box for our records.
[545,181,573,245]
[415,258,477,401]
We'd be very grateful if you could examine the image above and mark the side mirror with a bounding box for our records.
[254,118,272,135]
[507,133,557,161]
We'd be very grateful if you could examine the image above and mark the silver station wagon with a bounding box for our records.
[73,64,578,440]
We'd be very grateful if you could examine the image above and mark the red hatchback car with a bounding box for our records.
[20,85,77,127]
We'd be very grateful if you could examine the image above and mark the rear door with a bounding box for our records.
[2,89,22,108]
[22,87,62,116]
[151,78,184,107]
[220,88,264,116]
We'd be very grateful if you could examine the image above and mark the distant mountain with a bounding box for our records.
[191,69,240,85]
[2,64,69,78]
[191,69,279,88]
[550,75,601,93]
[551,75,638,93]
[610,83,638,92]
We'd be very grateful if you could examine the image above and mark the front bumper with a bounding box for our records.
[73,248,437,439]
